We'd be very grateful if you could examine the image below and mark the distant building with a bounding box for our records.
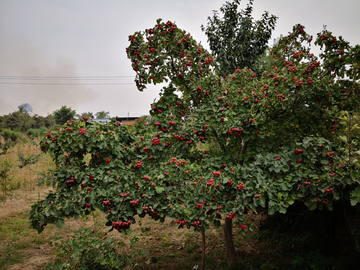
[92,118,112,124]
[92,117,141,125]
[116,117,140,125]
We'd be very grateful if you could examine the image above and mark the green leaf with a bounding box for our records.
[259,196,266,207]
[350,187,360,206]
[155,187,165,194]
[55,219,65,229]
[339,136,348,143]
[320,159,328,165]
[268,206,276,215]
[279,206,286,214]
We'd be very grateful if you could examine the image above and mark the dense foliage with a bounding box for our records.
[53,106,77,126]
[30,17,360,266]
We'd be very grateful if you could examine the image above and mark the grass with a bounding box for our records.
[0,210,50,270]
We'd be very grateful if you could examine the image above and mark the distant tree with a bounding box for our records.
[53,106,76,125]
[78,112,95,119]
[18,103,33,115]
[0,106,35,132]
[32,114,55,129]
[95,111,110,119]
[201,0,277,77]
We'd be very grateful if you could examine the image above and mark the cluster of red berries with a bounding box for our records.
[135,161,143,168]
[103,200,111,206]
[79,128,86,135]
[84,203,91,208]
[212,171,221,177]
[152,138,161,145]
[174,135,186,140]
[193,221,201,226]
[175,220,187,225]
[238,224,247,230]
[237,182,245,190]
[65,177,75,187]
[149,209,158,215]
[295,149,303,154]
[226,212,236,220]
[113,220,131,230]
[130,199,140,206]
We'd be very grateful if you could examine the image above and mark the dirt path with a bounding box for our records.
[0,186,53,219]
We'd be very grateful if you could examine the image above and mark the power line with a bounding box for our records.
[0,75,136,85]
[0,82,135,86]
[0,75,134,79]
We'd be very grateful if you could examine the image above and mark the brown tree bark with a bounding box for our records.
[224,219,237,266]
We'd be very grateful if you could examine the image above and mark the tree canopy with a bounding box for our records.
[30,15,360,268]
[53,106,76,125]
[201,0,277,77]
[95,111,110,119]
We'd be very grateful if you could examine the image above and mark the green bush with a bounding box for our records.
[26,129,41,138]
[0,129,22,142]
[44,228,129,270]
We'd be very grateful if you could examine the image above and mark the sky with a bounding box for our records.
[0,0,359,118]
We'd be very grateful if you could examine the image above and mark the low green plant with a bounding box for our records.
[44,228,129,270]
[1,129,22,142]
[0,158,13,203]
[0,139,16,156]
[26,128,41,138]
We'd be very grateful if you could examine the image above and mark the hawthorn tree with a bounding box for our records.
[30,19,360,268]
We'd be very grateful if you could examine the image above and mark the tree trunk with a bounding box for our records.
[224,219,237,266]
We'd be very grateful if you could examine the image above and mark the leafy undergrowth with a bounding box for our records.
[2,205,360,270]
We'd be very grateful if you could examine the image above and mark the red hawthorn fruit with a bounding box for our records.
[84,203,91,208]
[79,128,86,135]
[212,171,221,177]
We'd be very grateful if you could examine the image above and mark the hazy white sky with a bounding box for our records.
[0,0,359,117]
